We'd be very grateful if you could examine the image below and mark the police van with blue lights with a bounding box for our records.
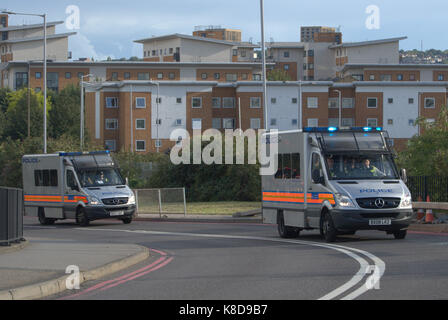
[22,151,136,226]
[262,127,413,242]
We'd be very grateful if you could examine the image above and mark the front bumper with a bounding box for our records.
[84,205,136,221]
[331,208,414,232]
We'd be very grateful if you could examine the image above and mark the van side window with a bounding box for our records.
[276,153,301,179]
[66,170,77,189]
[34,170,58,187]
[311,153,323,183]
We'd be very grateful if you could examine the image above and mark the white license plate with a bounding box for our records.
[369,219,392,226]
[110,211,124,217]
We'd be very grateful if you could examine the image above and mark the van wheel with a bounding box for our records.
[321,211,337,243]
[38,208,56,226]
[76,207,90,227]
[122,217,132,225]
[393,230,407,240]
[277,211,300,238]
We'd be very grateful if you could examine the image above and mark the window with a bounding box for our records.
[155,119,162,125]
[223,118,235,129]
[192,118,202,130]
[66,170,77,189]
[232,49,238,56]
[271,98,277,104]
[212,118,222,129]
[409,98,414,104]
[201,73,208,80]
[270,118,277,126]
[284,51,290,58]
[124,72,131,80]
[410,74,416,81]
[47,73,59,92]
[136,119,146,130]
[157,73,163,80]
[240,50,246,57]
[409,119,415,126]
[226,73,238,82]
[367,98,378,108]
[34,170,58,187]
[328,98,339,109]
[388,98,394,104]
[250,97,261,108]
[438,74,444,81]
[308,63,314,70]
[169,72,175,80]
[397,74,404,81]
[307,97,318,108]
[292,98,298,104]
[155,140,162,148]
[15,72,28,90]
[212,97,221,108]
[156,97,162,104]
[369,74,375,81]
[426,119,436,125]
[35,72,41,79]
[105,140,116,152]
[223,97,235,108]
[136,140,146,152]
[241,73,248,80]
[388,119,394,125]
[424,98,435,109]
[35,87,41,93]
[253,74,261,81]
[137,72,150,80]
[308,50,314,57]
[111,72,118,81]
[328,118,339,127]
[175,119,183,126]
[152,50,156,56]
[292,119,298,126]
[250,118,261,129]
[276,153,300,180]
[367,118,378,127]
[284,64,290,71]
[192,97,202,108]
[380,74,392,81]
[214,73,221,80]
[106,97,119,108]
[307,119,318,127]
[169,48,174,54]
[106,119,118,130]
[352,74,364,81]
[136,97,146,108]
[342,118,354,127]
[176,98,182,104]
[342,98,354,108]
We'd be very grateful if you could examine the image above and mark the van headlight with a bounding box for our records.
[128,194,136,205]
[89,196,101,206]
[335,193,356,209]
[400,194,412,208]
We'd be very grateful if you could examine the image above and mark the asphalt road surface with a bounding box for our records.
[22,218,448,300]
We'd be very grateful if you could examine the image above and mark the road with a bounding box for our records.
[22,218,448,300]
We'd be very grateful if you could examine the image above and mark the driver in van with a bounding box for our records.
[95,171,109,185]
[360,159,384,177]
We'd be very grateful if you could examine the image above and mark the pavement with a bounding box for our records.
[135,213,263,224]
[0,237,149,300]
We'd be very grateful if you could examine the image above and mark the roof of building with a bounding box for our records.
[134,33,258,48]
[0,32,77,44]
[0,21,64,32]
[342,63,448,72]
[329,37,407,49]
[266,42,305,49]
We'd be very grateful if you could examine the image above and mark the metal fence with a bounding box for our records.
[407,176,448,203]
[135,188,187,217]
[0,187,24,246]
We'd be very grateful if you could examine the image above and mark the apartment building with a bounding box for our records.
[135,34,258,63]
[83,80,448,154]
[0,14,75,63]
[300,26,336,42]
[1,60,268,92]
[193,26,242,42]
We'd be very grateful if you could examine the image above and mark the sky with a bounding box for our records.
[2,0,447,60]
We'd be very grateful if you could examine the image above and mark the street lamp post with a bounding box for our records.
[3,10,47,153]
[80,74,94,151]
[260,0,268,131]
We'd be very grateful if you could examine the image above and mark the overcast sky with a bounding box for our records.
[2,0,447,60]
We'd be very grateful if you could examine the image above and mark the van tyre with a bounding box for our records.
[38,208,56,226]
[393,230,407,240]
[321,211,337,243]
[277,211,300,238]
[76,207,90,227]
[122,217,133,224]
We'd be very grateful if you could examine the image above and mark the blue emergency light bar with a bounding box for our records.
[59,151,110,157]
[303,127,383,133]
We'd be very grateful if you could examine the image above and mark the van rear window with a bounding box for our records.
[34,170,58,187]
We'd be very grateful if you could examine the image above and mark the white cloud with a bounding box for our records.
[68,32,116,61]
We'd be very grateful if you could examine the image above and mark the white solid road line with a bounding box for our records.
[75,228,385,300]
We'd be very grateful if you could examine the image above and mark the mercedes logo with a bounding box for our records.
[375,198,385,209]
[113,199,119,205]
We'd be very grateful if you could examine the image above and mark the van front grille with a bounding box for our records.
[356,198,401,209]
[102,197,128,206]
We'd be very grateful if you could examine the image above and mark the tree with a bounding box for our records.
[398,106,448,175]
[4,89,52,140]
[267,68,292,81]
[49,84,81,139]
[0,111,5,139]
[0,88,10,113]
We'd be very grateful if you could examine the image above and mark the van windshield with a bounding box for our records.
[77,168,125,187]
[325,154,399,180]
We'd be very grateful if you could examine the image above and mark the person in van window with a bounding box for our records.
[359,159,383,177]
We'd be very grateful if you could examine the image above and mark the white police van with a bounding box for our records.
[262,127,414,242]
[22,151,136,226]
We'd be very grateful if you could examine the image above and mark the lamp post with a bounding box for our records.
[3,10,47,153]
[259,0,268,131]
[80,74,94,151]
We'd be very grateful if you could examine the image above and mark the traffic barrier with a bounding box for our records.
[425,196,435,224]
[0,187,25,246]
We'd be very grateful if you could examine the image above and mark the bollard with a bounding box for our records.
[425,195,435,224]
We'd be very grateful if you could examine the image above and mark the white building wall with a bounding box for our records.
[142,38,181,61]
[12,37,69,61]
[306,43,336,81]
[266,86,300,131]
[8,25,56,40]
[180,39,232,63]
[347,42,399,64]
